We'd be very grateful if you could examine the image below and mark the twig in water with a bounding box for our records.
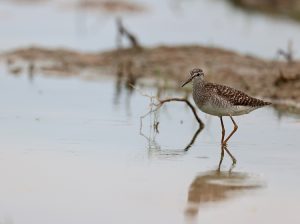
[277,40,294,64]
[116,17,141,49]
[133,85,204,134]
[154,98,204,127]
[135,86,205,154]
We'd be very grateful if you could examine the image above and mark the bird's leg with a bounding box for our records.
[220,116,225,145]
[219,116,237,164]
[223,116,238,145]
[217,145,225,171]
[223,144,237,164]
[229,161,236,173]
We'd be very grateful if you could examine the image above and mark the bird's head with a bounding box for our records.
[181,68,204,87]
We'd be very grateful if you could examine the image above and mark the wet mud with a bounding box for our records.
[3,45,300,113]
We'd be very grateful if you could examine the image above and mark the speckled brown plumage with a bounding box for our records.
[184,68,271,117]
[206,83,271,107]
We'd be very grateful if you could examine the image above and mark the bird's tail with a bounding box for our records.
[263,101,272,106]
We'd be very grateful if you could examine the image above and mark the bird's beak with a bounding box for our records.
[181,76,193,87]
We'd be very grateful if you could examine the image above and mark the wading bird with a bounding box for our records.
[181,68,271,163]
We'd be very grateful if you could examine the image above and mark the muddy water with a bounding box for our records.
[1,0,300,58]
[0,65,299,224]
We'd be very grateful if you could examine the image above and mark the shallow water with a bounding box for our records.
[1,0,300,58]
[0,64,299,224]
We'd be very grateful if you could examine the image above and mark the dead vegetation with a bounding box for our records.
[138,89,204,130]
[277,40,294,64]
[137,87,205,154]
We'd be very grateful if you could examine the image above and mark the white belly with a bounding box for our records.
[199,103,258,116]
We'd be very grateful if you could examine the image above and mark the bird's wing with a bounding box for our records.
[207,83,268,107]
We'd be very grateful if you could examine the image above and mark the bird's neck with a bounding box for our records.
[193,76,206,90]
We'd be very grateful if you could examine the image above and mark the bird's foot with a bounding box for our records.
[221,142,237,165]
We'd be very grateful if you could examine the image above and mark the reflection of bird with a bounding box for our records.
[185,170,262,219]
[182,68,271,163]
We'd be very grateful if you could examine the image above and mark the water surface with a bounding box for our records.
[1,0,300,58]
[0,64,299,223]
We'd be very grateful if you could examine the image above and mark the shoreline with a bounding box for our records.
[229,0,300,21]
[3,45,300,114]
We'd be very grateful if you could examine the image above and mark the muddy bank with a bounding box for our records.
[75,0,146,13]
[230,0,300,21]
[2,45,300,112]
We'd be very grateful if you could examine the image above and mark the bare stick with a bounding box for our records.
[133,85,204,134]
[116,18,141,49]
[277,40,294,64]
[155,98,204,127]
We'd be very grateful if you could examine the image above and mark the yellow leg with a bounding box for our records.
[223,116,238,145]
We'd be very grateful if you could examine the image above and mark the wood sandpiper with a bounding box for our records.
[181,68,271,163]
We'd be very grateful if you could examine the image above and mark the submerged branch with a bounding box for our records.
[155,98,204,128]
[135,85,205,153]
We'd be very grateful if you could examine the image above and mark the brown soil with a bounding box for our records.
[3,45,300,113]
[230,0,300,21]
[76,0,146,13]
[9,0,146,14]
